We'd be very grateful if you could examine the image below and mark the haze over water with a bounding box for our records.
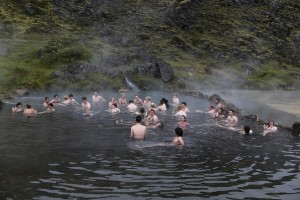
[0,90,300,199]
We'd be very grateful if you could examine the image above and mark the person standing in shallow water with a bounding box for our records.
[12,102,23,113]
[172,127,185,146]
[214,98,224,111]
[81,97,91,116]
[131,115,147,141]
[146,109,161,128]
[226,110,238,127]
[177,115,190,129]
[24,104,37,116]
[263,120,277,136]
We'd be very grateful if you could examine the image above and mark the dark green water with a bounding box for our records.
[0,91,299,199]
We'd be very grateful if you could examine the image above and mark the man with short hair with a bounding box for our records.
[131,115,147,140]
[127,100,138,112]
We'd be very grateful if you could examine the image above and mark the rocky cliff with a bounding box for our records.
[0,0,299,93]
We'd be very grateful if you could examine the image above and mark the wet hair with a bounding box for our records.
[159,99,164,105]
[16,102,22,107]
[267,120,275,127]
[26,104,32,109]
[175,127,183,137]
[54,94,58,98]
[161,98,169,109]
[129,100,134,104]
[136,115,142,123]
[45,97,49,100]
[140,107,145,114]
[48,103,54,107]
[177,105,183,111]
[180,115,186,122]
[82,97,87,101]
[182,102,187,106]
[69,94,73,98]
[113,103,118,108]
[244,125,251,136]
[149,109,155,113]
[209,105,214,109]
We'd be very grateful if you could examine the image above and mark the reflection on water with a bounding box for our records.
[0,91,300,199]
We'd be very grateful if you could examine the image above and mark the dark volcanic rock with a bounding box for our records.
[155,60,175,82]
[295,32,300,48]
[131,47,155,62]
[61,63,103,79]
[25,3,42,16]
[181,91,205,98]
[292,122,300,136]
[163,0,203,29]
[136,62,160,78]
[209,94,241,114]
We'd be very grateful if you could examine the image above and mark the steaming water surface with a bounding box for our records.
[0,91,300,199]
[203,89,300,126]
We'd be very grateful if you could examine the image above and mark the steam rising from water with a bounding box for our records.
[203,89,300,126]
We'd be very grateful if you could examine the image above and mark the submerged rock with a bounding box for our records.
[292,122,300,136]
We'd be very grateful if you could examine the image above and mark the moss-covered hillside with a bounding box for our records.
[0,0,299,94]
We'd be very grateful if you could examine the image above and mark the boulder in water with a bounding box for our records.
[292,122,300,136]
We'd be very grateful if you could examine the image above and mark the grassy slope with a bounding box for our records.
[0,0,299,95]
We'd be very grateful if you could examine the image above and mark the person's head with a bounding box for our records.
[244,125,251,136]
[82,96,87,102]
[268,120,275,126]
[181,102,187,108]
[214,98,220,104]
[16,102,22,107]
[175,127,183,137]
[111,97,115,101]
[48,103,54,108]
[63,96,68,100]
[129,100,134,104]
[149,109,155,116]
[159,99,164,105]
[94,91,98,95]
[162,98,169,108]
[54,94,58,99]
[180,115,186,122]
[136,115,142,123]
[113,103,118,108]
[228,110,233,116]
[209,105,214,110]
[45,97,49,101]
[135,96,139,100]
[147,96,151,101]
[121,93,125,98]
[177,105,183,111]
[26,104,32,109]
[218,108,224,114]
[162,98,168,104]
[69,94,73,98]
[140,107,145,114]
[173,93,177,97]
